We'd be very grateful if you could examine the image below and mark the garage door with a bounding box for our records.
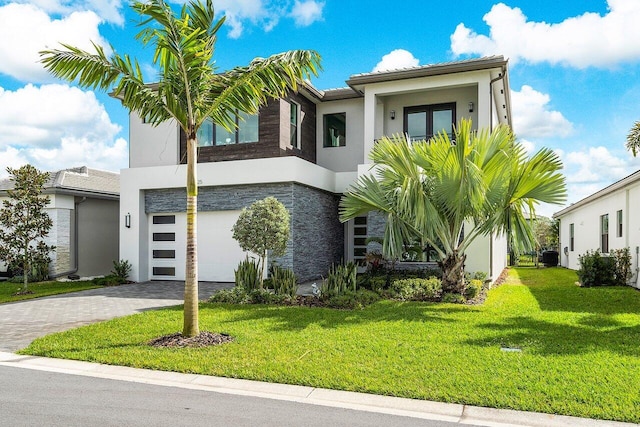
[149,211,249,282]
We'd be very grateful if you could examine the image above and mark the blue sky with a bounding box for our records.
[1,0,639,216]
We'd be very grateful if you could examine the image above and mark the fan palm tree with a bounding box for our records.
[40,0,320,337]
[626,121,640,157]
[340,119,566,294]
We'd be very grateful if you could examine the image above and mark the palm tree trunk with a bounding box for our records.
[439,250,466,294]
[183,136,199,337]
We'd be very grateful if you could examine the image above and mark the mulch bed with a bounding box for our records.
[148,331,234,348]
[12,289,35,296]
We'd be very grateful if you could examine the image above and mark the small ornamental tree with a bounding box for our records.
[232,197,290,288]
[0,165,55,291]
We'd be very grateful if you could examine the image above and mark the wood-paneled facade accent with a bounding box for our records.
[179,91,317,164]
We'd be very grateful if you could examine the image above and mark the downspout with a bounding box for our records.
[489,66,506,130]
[50,196,86,278]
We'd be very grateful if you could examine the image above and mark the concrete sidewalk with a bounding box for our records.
[0,352,634,427]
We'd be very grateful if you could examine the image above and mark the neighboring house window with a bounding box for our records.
[323,112,346,147]
[569,223,574,252]
[290,102,299,148]
[617,210,623,237]
[197,112,259,147]
[404,103,456,141]
[600,214,609,253]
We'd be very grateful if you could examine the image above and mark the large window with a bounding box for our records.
[290,102,299,148]
[617,210,623,237]
[197,112,258,147]
[600,214,609,253]
[569,223,574,252]
[323,112,346,147]
[404,103,456,141]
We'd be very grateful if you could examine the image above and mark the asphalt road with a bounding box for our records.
[0,366,473,427]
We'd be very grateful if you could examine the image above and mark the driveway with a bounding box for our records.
[0,281,232,352]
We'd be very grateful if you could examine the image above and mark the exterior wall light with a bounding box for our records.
[468,102,474,113]
[390,110,396,120]
[125,213,131,228]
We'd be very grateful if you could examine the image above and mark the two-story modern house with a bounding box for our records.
[119,55,512,283]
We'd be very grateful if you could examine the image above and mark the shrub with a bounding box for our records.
[611,247,632,286]
[209,287,250,304]
[323,289,380,309]
[209,286,289,305]
[270,265,298,297]
[247,289,288,304]
[442,292,466,304]
[92,275,122,286]
[321,261,357,297]
[235,256,261,291]
[111,259,132,284]
[389,277,442,301]
[577,250,616,286]
[357,274,388,292]
[464,279,483,300]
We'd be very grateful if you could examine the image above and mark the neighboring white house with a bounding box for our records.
[0,166,120,279]
[119,56,512,283]
[553,169,640,288]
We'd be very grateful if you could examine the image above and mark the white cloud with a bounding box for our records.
[451,0,640,68]
[511,85,573,139]
[290,0,324,26]
[373,49,419,73]
[547,145,640,215]
[0,83,127,177]
[190,0,323,39]
[0,3,110,83]
[10,0,124,25]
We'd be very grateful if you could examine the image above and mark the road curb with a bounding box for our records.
[0,352,635,427]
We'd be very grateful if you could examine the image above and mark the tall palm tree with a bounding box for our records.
[626,121,640,157]
[340,119,566,294]
[40,0,320,337]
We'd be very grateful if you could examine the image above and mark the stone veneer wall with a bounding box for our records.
[45,208,72,276]
[145,182,343,282]
[366,211,386,253]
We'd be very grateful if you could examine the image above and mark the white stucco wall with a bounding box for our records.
[129,112,179,168]
[316,98,365,172]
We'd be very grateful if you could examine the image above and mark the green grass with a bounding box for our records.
[0,280,101,303]
[20,267,640,423]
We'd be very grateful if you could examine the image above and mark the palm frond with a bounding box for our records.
[626,121,640,157]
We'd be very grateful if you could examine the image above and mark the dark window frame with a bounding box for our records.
[323,112,347,148]
[152,215,176,225]
[197,111,259,147]
[290,101,300,148]
[403,102,456,141]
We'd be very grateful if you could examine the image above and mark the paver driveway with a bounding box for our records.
[0,281,231,352]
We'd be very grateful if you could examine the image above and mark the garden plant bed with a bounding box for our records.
[19,267,640,423]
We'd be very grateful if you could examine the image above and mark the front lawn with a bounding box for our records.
[0,280,101,304]
[20,267,640,423]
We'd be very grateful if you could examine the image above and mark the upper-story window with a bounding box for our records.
[404,103,456,142]
[197,111,258,147]
[323,112,346,147]
[290,101,300,148]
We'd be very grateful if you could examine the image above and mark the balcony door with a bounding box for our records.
[404,103,456,142]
